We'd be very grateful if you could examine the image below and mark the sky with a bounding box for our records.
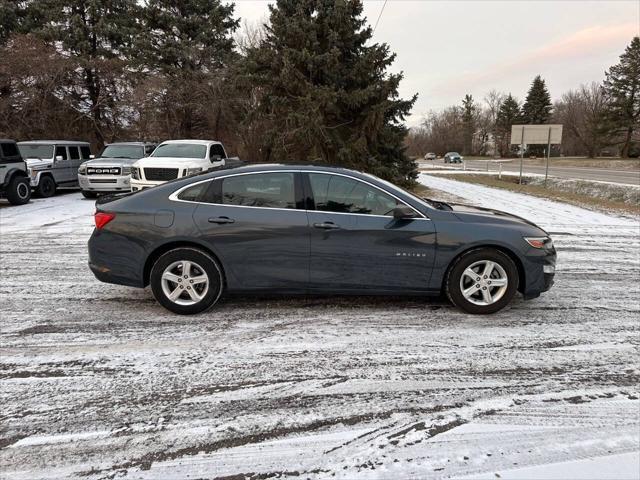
[232,0,639,126]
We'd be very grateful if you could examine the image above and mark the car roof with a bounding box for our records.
[157,139,222,146]
[204,163,379,179]
[18,140,91,145]
[105,142,155,146]
[0,139,16,143]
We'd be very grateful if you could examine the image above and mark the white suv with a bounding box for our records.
[130,140,226,191]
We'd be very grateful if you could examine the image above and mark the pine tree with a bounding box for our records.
[461,94,476,155]
[138,0,239,138]
[602,36,640,158]
[26,0,142,146]
[496,93,522,156]
[242,0,417,186]
[522,75,552,124]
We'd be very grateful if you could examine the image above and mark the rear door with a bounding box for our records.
[305,172,436,292]
[53,145,71,184]
[191,171,310,289]
[67,145,82,185]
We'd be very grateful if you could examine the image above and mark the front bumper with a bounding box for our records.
[79,173,131,192]
[522,247,556,300]
[130,178,166,191]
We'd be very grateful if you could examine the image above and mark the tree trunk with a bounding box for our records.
[621,126,633,158]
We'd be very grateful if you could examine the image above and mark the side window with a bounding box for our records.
[209,144,226,160]
[145,145,155,155]
[177,182,209,202]
[80,146,92,159]
[69,146,80,160]
[1,142,19,158]
[55,146,68,160]
[309,173,400,216]
[222,173,295,209]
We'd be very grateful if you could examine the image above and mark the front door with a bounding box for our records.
[192,171,310,289]
[305,172,436,292]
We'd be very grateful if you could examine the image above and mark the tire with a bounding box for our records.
[446,248,518,314]
[5,176,31,205]
[150,247,224,315]
[81,190,98,199]
[36,175,56,198]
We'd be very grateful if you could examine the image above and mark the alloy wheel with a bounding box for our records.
[160,260,210,306]
[459,260,509,306]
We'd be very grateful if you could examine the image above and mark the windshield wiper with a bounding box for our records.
[422,197,453,211]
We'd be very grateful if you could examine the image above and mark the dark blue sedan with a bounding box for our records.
[89,164,556,315]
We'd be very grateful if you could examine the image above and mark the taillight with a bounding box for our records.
[95,211,116,229]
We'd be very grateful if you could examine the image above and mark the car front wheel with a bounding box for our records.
[6,176,31,205]
[150,248,224,315]
[36,175,56,197]
[446,248,518,314]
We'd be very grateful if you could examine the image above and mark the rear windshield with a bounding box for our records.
[151,143,206,159]
[101,145,144,159]
[19,144,54,159]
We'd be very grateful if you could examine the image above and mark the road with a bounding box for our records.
[1,189,639,479]
[420,159,640,185]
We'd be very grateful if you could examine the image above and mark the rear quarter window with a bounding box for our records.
[177,182,209,202]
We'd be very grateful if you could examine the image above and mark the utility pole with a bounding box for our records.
[519,125,525,185]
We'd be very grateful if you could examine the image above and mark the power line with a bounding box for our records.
[372,0,388,34]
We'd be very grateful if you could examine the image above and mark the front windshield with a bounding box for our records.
[151,143,206,159]
[101,145,144,159]
[18,144,54,159]
[448,152,460,156]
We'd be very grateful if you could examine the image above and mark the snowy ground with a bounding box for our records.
[1,180,639,480]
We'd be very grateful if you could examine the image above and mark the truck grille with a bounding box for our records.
[144,168,179,181]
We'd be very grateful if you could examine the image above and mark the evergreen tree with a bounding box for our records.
[522,75,552,124]
[138,0,239,138]
[496,93,522,156]
[242,0,417,186]
[26,0,142,146]
[461,94,476,155]
[602,36,640,158]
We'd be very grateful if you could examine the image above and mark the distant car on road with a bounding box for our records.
[130,140,227,191]
[89,164,556,316]
[78,142,156,198]
[424,152,436,161]
[18,140,92,197]
[444,152,463,164]
[0,139,31,205]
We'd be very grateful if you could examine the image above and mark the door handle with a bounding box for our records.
[208,216,235,224]
[313,221,340,230]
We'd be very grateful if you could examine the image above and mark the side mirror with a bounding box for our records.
[393,205,417,219]
[55,155,63,161]
[210,154,221,163]
[89,154,95,159]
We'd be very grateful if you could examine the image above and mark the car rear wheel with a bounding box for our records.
[150,248,224,315]
[446,248,518,314]
[6,176,31,205]
[36,175,56,198]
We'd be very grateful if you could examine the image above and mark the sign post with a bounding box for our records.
[511,125,563,186]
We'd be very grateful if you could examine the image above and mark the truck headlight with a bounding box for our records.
[186,167,202,176]
[131,167,139,180]
[121,166,131,175]
[78,163,87,175]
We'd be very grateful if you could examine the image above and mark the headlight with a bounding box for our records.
[121,166,131,175]
[131,167,139,180]
[524,236,552,249]
[78,163,87,175]
[186,167,202,176]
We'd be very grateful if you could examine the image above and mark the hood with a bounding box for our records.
[450,203,546,232]
[85,157,139,167]
[134,156,205,168]
[24,158,52,170]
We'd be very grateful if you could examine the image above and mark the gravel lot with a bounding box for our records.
[1,178,639,479]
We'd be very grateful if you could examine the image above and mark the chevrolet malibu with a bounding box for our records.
[88,165,556,315]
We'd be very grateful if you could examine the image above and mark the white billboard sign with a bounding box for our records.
[510,124,563,145]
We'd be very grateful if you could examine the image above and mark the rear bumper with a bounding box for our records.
[88,229,146,287]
